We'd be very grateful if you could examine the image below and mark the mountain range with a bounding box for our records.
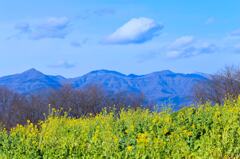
[0,68,208,108]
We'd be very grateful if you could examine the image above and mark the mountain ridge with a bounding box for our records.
[0,68,208,107]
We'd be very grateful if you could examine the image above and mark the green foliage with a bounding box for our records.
[2,99,240,158]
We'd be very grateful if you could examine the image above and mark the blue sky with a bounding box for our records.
[0,0,240,77]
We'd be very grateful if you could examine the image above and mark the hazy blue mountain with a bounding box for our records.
[0,69,208,107]
[71,70,207,108]
[70,70,141,93]
[0,68,66,94]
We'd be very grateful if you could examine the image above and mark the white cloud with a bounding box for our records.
[167,36,217,58]
[31,17,70,40]
[49,60,75,69]
[14,17,71,40]
[168,36,195,50]
[104,17,163,44]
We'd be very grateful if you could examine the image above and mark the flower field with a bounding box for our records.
[1,99,240,158]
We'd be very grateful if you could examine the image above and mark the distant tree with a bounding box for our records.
[0,87,29,128]
[109,91,145,111]
[26,94,49,123]
[47,84,108,117]
[8,93,29,126]
[76,85,108,115]
[193,66,240,104]
[48,85,76,110]
[0,87,15,126]
[47,84,146,117]
[0,87,14,113]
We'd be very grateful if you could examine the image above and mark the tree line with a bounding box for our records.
[0,85,145,129]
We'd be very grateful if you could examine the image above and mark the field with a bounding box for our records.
[1,99,240,158]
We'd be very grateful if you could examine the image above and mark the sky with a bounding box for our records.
[0,0,240,77]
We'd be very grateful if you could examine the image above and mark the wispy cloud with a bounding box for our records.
[136,52,160,63]
[70,38,89,48]
[166,36,217,58]
[205,17,215,25]
[235,44,240,53]
[13,17,71,40]
[48,60,75,69]
[93,8,116,16]
[15,23,31,33]
[104,17,164,44]
[77,8,116,20]
[230,29,240,37]
[168,36,195,50]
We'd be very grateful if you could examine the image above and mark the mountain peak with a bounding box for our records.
[21,68,45,78]
[159,70,174,74]
[87,69,126,76]
[23,68,42,74]
[146,70,174,76]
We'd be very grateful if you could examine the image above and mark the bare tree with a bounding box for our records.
[0,87,15,126]
[0,87,30,128]
[47,84,109,117]
[193,65,240,104]
[0,87,15,113]
[26,94,49,123]
[77,85,108,115]
[109,91,145,111]
[0,84,146,128]
[47,84,146,117]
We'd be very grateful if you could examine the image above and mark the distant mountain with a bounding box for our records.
[70,70,207,108]
[0,69,208,108]
[0,68,66,94]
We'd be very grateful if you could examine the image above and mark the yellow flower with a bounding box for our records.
[137,133,149,145]
[164,116,172,123]
[163,128,169,135]
[182,130,192,137]
[127,145,133,152]
[113,136,119,143]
